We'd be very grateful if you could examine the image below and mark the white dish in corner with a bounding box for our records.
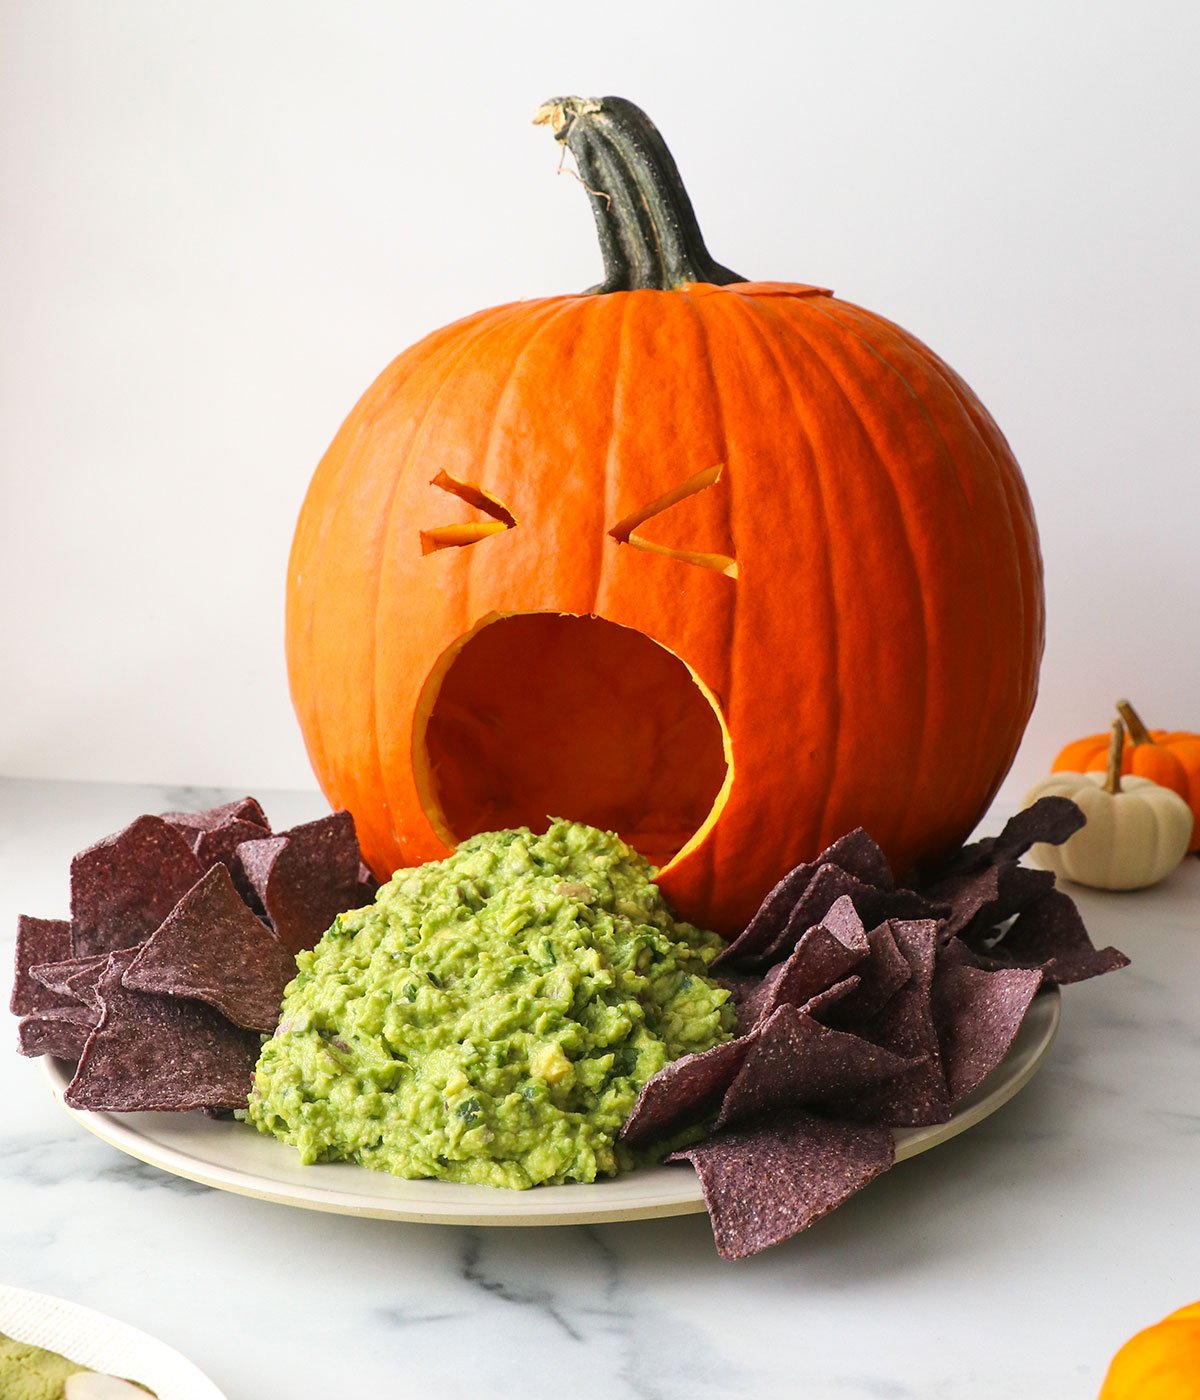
[0,1285,226,1400]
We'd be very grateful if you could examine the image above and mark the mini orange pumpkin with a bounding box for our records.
[1053,700,1200,852]
[1099,1301,1200,1399]
[286,96,1045,933]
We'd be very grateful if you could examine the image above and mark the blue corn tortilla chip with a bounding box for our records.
[992,798,1087,860]
[668,1110,896,1260]
[714,1003,919,1130]
[235,811,366,956]
[715,829,893,967]
[822,920,912,1025]
[926,862,1055,941]
[70,815,203,957]
[10,916,73,1015]
[162,797,269,834]
[620,1037,752,1148]
[735,896,869,1031]
[795,973,862,1020]
[824,828,896,890]
[758,867,941,969]
[357,862,380,902]
[122,865,296,1033]
[163,801,272,909]
[715,863,823,967]
[715,969,763,1034]
[193,819,278,904]
[839,920,951,1127]
[970,888,1130,985]
[933,963,1044,1104]
[18,1006,100,1060]
[650,807,1126,1257]
[622,970,871,1151]
[29,953,112,1013]
[65,950,259,1112]
[915,797,1086,888]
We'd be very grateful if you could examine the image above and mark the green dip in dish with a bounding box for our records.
[0,1332,84,1400]
[247,821,733,1187]
[0,1333,154,1398]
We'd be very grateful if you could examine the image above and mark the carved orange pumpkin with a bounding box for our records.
[286,96,1044,933]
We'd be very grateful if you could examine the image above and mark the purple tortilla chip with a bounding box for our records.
[162,797,269,834]
[820,828,895,890]
[979,889,1130,985]
[715,829,894,967]
[993,798,1087,860]
[759,867,940,968]
[235,811,364,956]
[928,862,1055,942]
[729,962,786,1035]
[193,818,280,910]
[823,921,913,1025]
[620,1037,751,1148]
[932,963,1044,1104]
[65,954,259,1112]
[718,969,769,1034]
[668,1110,896,1260]
[916,801,1085,886]
[357,863,380,901]
[11,916,73,1015]
[716,863,821,967]
[797,973,863,1020]
[925,863,1001,939]
[30,953,113,1013]
[122,865,296,1032]
[841,920,951,1127]
[739,896,869,1029]
[70,815,204,957]
[18,1006,100,1060]
[715,1003,919,1130]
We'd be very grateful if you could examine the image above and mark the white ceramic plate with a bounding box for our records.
[43,987,1059,1228]
[0,1285,226,1400]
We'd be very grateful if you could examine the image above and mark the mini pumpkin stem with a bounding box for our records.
[1104,719,1125,795]
[1116,698,1154,746]
[534,95,746,294]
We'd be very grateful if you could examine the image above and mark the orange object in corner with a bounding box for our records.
[1099,1301,1200,1398]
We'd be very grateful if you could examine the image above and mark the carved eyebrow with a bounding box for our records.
[420,470,517,555]
[609,464,737,578]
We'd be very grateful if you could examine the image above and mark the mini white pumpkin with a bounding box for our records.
[1024,720,1192,890]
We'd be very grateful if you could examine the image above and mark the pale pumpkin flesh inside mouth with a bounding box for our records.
[417,613,731,873]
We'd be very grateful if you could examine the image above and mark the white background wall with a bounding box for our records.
[2,0,1196,802]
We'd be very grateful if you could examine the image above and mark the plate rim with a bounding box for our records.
[41,986,1061,1228]
[0,1283,228,1400]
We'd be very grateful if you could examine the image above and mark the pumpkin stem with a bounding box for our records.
[1104,719,1125,795]
[1116,698,1154,746]
[534,96,746,294]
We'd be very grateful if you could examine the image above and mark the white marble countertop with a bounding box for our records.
[2,776,1197,1399]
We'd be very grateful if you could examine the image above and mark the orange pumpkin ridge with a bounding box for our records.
[287,96,1045,933]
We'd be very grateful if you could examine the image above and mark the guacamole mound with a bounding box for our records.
[247,821,733,1187]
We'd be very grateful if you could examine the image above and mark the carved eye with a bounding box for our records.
[609,464,737,577]
[420,471,517,555]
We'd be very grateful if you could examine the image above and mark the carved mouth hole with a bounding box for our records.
[414,613,732,871]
